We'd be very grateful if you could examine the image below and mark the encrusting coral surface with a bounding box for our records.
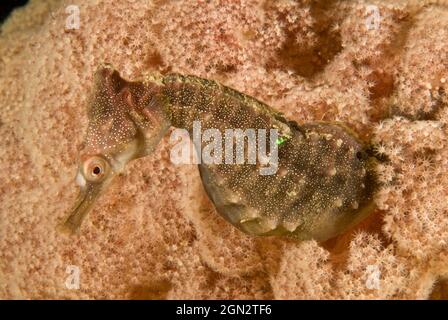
[0,0,447,299]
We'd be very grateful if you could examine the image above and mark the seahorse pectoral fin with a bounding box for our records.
[57,183,103,235]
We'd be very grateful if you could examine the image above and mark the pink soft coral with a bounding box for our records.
[0,0,447,299]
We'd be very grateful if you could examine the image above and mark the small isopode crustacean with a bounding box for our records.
[59,65,378,241]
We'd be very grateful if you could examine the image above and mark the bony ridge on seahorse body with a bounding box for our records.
[58,64,378,242]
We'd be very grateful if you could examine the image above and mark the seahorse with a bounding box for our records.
[58,65,378,241]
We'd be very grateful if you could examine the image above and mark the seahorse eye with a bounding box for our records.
[83,156,109,182]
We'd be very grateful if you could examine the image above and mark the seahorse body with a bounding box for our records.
[60,67,377,241]
[156,74,377,241]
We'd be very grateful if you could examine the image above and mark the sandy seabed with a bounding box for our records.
[0,0,448,299]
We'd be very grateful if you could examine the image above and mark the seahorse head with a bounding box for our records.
[58,65,169,234]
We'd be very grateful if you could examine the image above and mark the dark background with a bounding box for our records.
[0,0,29,25]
